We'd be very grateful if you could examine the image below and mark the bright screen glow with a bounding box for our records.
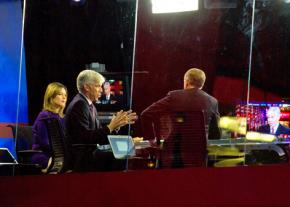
[152,0,198,14]
[116,141,128,152]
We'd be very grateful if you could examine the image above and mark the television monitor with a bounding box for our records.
[95,75,131,114]
[235,102,290,138]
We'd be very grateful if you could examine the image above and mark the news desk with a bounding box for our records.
[134,138,290,168]
[207,138,290,166]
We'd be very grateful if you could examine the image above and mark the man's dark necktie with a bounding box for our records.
[89,104,99,129]
[270,126,275,134]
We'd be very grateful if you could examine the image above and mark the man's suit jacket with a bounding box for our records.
[258,124,290,137]
[64,93,110,171]
[140,88,221,140]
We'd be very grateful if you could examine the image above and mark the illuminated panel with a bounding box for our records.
[0,126,16,158]
[235,102,290,132]
[151,0,199,14]
[0,0,28,158]
[0,0,28,125]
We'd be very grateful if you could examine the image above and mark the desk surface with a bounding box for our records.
[208,138,290,146]
[137,138,290,148]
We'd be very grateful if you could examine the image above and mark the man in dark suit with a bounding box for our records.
[258,106,290,137]
[140,68,221,141]
[65,69,137,172]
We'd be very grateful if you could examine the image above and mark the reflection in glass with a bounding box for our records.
[0,0,28,176]
[17,0,137,174]
[131,0,257,170]
[12,0,290,174]
[249,0,290,102]
[244,0,290,166]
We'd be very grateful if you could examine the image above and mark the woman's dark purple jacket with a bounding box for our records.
[31,111,64,168]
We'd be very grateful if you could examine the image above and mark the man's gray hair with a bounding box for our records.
[267,106,281,116]
[76,70,105,92]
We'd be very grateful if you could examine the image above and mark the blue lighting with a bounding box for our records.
[0,0,28,158]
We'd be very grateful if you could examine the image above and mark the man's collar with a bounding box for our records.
[79,92,93,105]
[272,123,279,131]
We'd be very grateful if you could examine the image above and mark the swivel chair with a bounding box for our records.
[159,111,207,168]
[44,117,72,174]
[8,125,42,175]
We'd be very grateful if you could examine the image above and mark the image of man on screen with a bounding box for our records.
[258,106,290,137]
[100,81,118,105]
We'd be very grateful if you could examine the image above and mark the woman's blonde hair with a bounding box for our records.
[43,82,67,117]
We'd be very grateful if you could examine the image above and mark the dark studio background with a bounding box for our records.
[23,0,290,135]
[24,0,135,124]
[3,1,290,204]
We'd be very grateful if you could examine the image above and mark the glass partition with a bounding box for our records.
[130,0,255,170]
[11,0,137,175]
[243,0,290,166]
[249,0,290,103]
[10,0,290,174]
[0,0,28,176]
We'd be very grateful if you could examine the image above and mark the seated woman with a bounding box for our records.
[31,82,67,170]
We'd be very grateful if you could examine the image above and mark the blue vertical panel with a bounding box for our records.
[0,0,28,158]
[0,0,28,124]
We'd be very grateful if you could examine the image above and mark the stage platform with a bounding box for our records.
[1,164,290,206]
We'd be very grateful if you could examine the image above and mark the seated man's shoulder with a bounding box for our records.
[203,93,218,104]
[168,89,184,97]
[68,95,87,107]
[210,96,218,103]
[257,124,268,132]
[281,124,290,132]
[66,97,89,118]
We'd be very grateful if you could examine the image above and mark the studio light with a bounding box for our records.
[70,0,86,7]
[151,0,199,14]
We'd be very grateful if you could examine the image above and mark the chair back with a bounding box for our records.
[0,125,16,163]
[7,125,43,175]
[8,125,33,162]
[160,111,207,168]
[44,118,71,173]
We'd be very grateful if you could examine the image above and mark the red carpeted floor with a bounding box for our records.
[1,164,290,207]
